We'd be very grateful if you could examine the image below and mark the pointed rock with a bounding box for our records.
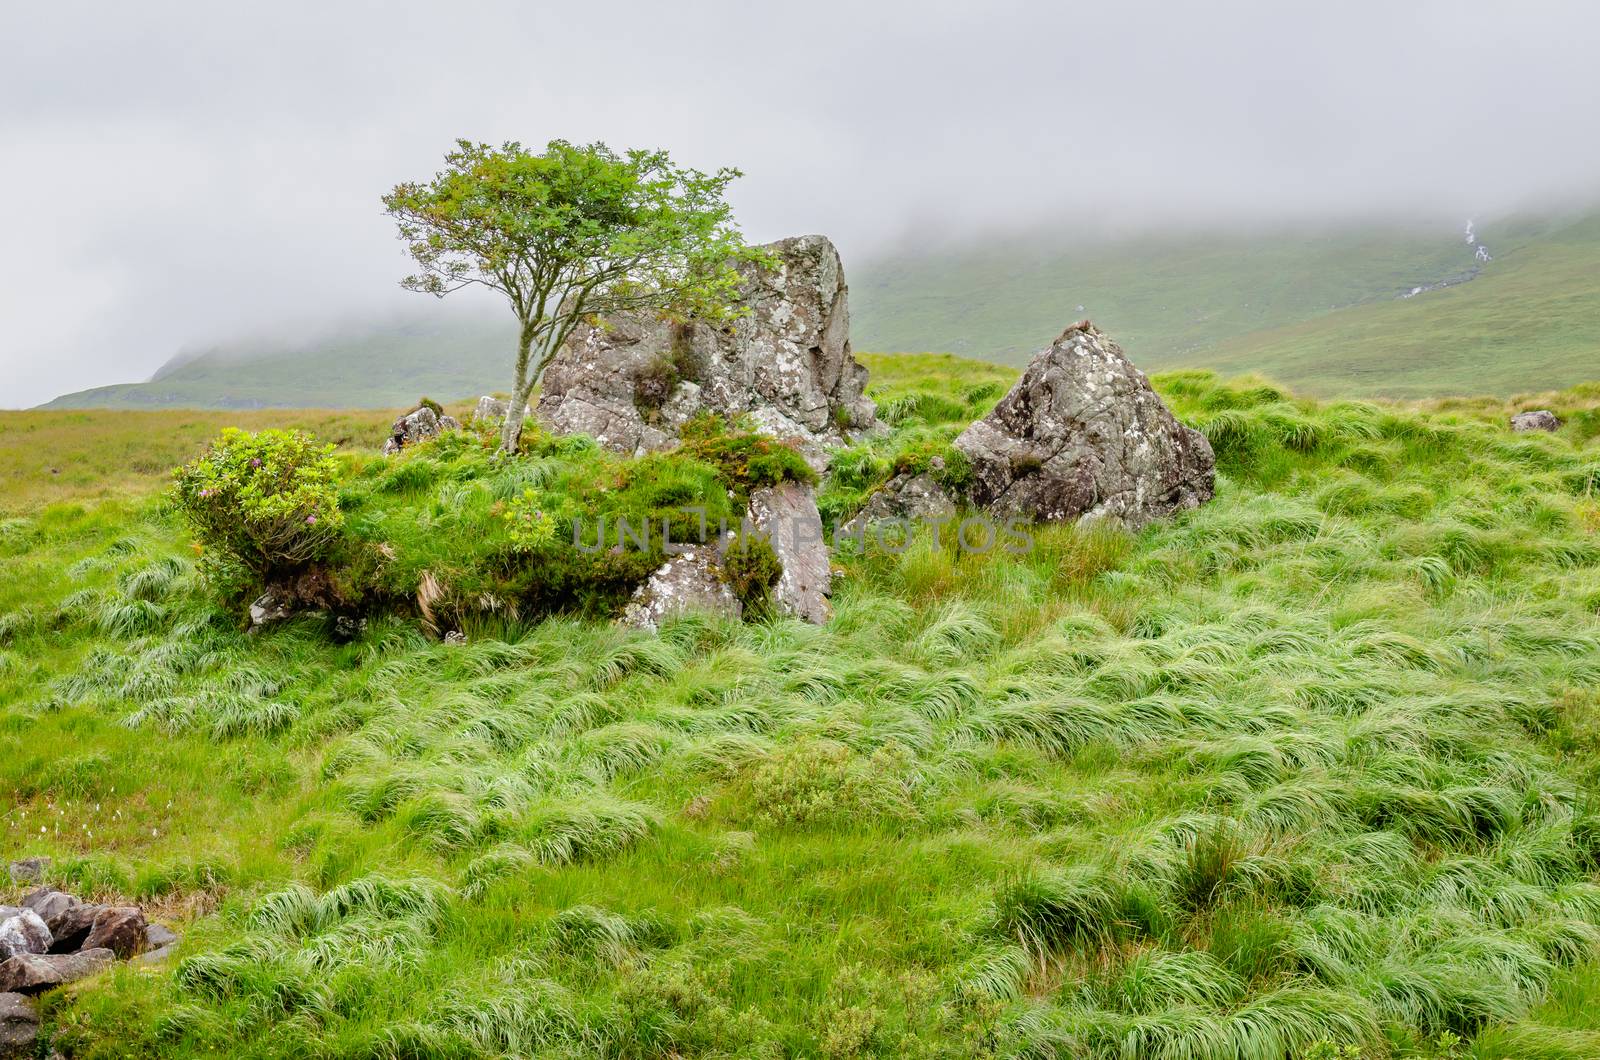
[953,322,1213,528]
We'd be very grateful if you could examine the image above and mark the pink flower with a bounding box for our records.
[306,515,317,525]
[250,458,262,467]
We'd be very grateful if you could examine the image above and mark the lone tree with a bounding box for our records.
[384,139,758,452]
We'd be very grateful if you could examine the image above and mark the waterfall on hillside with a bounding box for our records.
[1465,218,1492,262]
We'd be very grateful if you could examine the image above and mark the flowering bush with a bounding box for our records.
[172,428,344,579]
[503,488,563,553]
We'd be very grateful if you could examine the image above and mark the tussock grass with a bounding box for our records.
[9,367,1600,1056]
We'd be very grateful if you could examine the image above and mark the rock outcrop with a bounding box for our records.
[840,471,957,538]
[383,404,460,455]
[748,482,831,624]
[1511,409,1561,432]
[537,235,877,469]
[622,546,742,633]
[953,322,1214,529]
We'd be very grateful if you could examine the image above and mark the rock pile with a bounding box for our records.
[1511,409,1561,432]
[1,880,179,990]
[537,235,878,470]
[383,402,460,455]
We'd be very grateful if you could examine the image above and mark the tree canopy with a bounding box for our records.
[383,139,760,451]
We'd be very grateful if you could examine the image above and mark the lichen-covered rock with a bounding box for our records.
[748,482,831,624]
[0,913,50,962]
[953,322,1214,529]
[82,906,147,959]
[840,472,957,538]
[0,991,38,1059]
[472,396,530,424]
[0,949,113,994]
[248,589,295,631]
[537,235,877,469]
[382,404,460,455]
[1511,409,1561,432]
[622,546,742,633]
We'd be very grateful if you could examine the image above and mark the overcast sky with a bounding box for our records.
[3,0,1598,407]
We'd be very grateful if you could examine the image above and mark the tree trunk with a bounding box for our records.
[500,322,537,454]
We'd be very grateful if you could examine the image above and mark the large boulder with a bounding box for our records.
[622,546,742,633]
[537,235,877,469]
[1511,409,1561,432]
[0,949,113,994]
[383,404,460,455]
[747,482,832,624]
[82,906,148,959]
[953,322,1214,528]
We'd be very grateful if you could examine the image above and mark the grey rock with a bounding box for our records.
[382,405,460,455]
[82,906,147,959]
[18,891,77,935]
[331,614,367,643]
[840,472,957,538]
[6,859,47,887]
[443,630,468,646]
[145,924,178,949]
[1511,409,1561,432]
[748,482,831,624]
[0,949,113,994]
[953,321,1214,529]
[0,992,38,1059]
[472,396,531,424]
[248,588,295,631]
[0,912,50,962]
[622,546,742,633]
[538,235,878,470]
[134,943,176,965]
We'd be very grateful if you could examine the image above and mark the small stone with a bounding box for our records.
[134,944,176,965]
[248,589,295,631]
[331,614,367,643]
[82,907,147,959]
[0,912,50,962]
[443,630,467,646]
[382,404,458,455]
[6,860,48,887]
[144,924,179,949]
[0,949,114,995]
[1511,409,1561,432]
[0,992,39,1059]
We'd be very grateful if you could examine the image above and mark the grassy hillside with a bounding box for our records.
[44,319,514,411]
[1199,215,1600,398]
[7,359,1600,1057]
[851,220,1484,365]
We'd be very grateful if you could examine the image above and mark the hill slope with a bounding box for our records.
[44,318,514,410]
[41,211,1600,409]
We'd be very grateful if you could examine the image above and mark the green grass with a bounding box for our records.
[7,358,1600,1057]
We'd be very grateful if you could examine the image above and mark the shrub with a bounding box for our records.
[721,534,782,616]
[172,428,343,581]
